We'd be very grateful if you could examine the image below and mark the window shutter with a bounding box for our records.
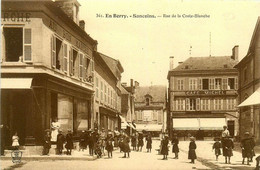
[235,78,238,90]
[196,98,200,111]
[79,53,83,79]
[222,78,227,90]
[186,98,190,111]
[221,99,223,110]
[223,99,227,110]
[213,99,216,110]
[24,28,32,62]
[51,35,56,68]
[83,56,87,81]
[182,99,185,111]
[69,47,73,75]
[63,44,68,72]
[198,78,202,90]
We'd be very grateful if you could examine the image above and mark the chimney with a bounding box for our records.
[79,20,85,30]
[130,79,134,87]
[134,81,139,88]
[231,45,239,61]
[169,56,174,70]
[122,82,127,87]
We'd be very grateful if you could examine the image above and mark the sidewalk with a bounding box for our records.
[178,141,257,170]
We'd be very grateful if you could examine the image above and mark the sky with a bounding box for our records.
[78,0,260,86]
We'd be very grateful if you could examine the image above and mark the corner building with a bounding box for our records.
[1,0,96,146]
[167,47,239,139]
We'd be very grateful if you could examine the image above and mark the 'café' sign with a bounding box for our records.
[185,90,226,95]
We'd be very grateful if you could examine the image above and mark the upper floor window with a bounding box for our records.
[177,79,184,90]
[202,79,209,90]
[100,81,103,101]
[186,98,200,111]
[176,99,185,111]
[189,78,197,90]
[214,99,223,110]
[95,77,99,98]
[226,98,236,110]
[201,99,210,110]
[215,78,222,90]
[228,78,236,90]
[2,27,32,62]
[146,98,150,106]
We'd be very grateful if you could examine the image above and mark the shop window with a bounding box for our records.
[3,27,32,62]
[76,100,89,131]
[202,79,209,90]
[228,78,235,90]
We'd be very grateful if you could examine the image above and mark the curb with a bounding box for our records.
[0,156,97,161]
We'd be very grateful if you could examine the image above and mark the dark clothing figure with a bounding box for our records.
[105,135,114,158]
[250,137,256,162]
[161,137,169,160]
[188,141,197,163]
[95,140,102,158]
[146,136,152,152]
[213,141,222,161]
[123,135,131,158]
[222,138,234,164]
[241,137,254,165]
[114,134,119,147]
[119,135,124,152]
[172,137,179,159]
[56,133,65,155]
[137,134,144,151]
[65,133,73,155]
[79,132,87,151]
[42,133,51,155]
[88,133,94,156]
[1,125,10,155]
[131,135,137,151]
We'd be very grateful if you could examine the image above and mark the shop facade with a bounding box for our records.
[1,0,96,146]
[167,49,239,139]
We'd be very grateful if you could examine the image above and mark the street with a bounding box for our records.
[1,140,258,170]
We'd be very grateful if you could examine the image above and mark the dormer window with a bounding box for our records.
[146,98,150,106]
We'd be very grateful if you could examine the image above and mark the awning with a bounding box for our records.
[173,118,200,130]
[199,118,226,130]
[119,115,129,129]
[135,124,162,131]
[238,88,260,107]
[1,78,33,89]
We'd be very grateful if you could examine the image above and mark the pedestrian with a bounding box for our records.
[51,117,60,143]
[88,130,94,156]
[250,135,256,162]
[65,130,73,155]
[146,133,152,152]
[256,155,260,170]
[222,136,234,164]
[212,137,222,161]
[42,129,51,155]
[161,134,169,160]
[56,129,65,155]
[123,134,131,158]
[12,132,19,150]
[95,139,102,158]
[79,130,87,151]
[105,131,114,158]
[100,128,106,156]
[171,133,179,159]
[188,136,197,163]
[222,125,230,138]
[114,128,120,148]
[119,132,124,152]
[137,132,144,152]
[241,132,254,165]
[131,133,137,151]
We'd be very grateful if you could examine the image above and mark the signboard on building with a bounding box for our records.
[143,110,152,121]
[185,90,226,95]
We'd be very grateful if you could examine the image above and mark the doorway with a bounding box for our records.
[227,120,235,137]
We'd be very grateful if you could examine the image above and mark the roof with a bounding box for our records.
[120,85,130,95]
[135,85,166,103]
[98,52,124,79]
[172,56,238,71]
[235,17,260,68]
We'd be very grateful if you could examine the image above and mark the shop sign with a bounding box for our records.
[2,12,31,22]
[185,90,226,95]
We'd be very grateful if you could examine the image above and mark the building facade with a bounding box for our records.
[93,52,123,132]
[167,48,239,139]
[1,0,97,145]
[134,85,167,137]
[236,17,260,143]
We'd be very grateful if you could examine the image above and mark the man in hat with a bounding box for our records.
[241,132,254,165]
[161,134,169,160]
[188,136,197,163]
[88,130,94,156]
[42,129,51,155]
[100,128,106,156]
[146,133,152,153]
[56,129,65,155]
[105,131,114,158]
[172,133,179,159]
[79,130,87,151]
[65,130,73,155]
[137,132,144,152]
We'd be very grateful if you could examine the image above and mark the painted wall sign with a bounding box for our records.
[2,12,31,22]
[185,90,226,95]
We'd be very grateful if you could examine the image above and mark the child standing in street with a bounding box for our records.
[223,136,234,164]
[12,132,19,150]
[56,129,65,155]
[212,137,222,161]
[188,136,197,164]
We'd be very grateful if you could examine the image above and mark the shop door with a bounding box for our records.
[227,120,235,137]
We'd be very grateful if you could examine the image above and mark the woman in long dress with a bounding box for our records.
[51,118,60,142]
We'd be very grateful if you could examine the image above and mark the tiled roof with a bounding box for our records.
[135,85,166,103]
[172,56,238,71]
